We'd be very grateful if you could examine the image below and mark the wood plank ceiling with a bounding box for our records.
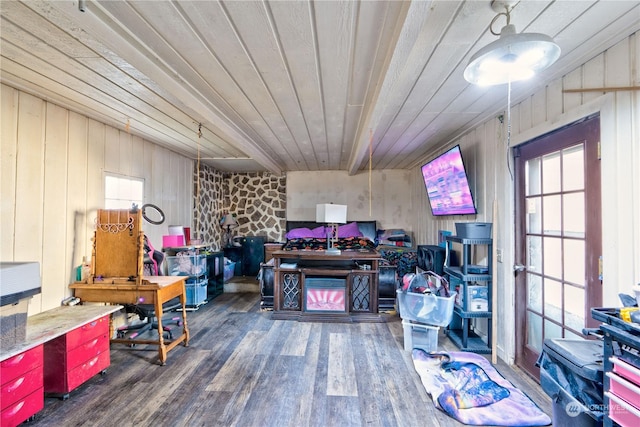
[1,1,639,175]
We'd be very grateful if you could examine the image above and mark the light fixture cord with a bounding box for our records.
[369,129,373,217]
[196,123,202,239]
[506,80,514,180]
[490,6,510,36]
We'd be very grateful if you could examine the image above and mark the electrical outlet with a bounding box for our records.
[497,248,503,263]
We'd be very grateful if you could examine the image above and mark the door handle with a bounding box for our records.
[513,264,527,272]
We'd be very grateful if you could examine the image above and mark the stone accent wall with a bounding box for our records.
[193,165,287,249]
[193,164,225,250]
[226,172,286,242]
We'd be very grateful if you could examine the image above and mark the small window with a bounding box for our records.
[104,174,144,209]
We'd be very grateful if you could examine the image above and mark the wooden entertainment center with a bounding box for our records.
[271,250,383,322]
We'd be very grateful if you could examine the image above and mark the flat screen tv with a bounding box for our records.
[421,145,477,216]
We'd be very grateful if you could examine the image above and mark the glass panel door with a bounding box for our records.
[514,115,601,377]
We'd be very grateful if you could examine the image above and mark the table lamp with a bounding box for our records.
[316,203,347,255]
[220,213,238,247]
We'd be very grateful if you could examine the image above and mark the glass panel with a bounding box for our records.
[543,195,561,235]
[527,311,543,353]
[543,237,562,279]
[527,274,542,312]
[526,158,541,196]
[542,151,561,193]
[544,319,563,340]
[526,236,542,273]
[563,192,585,238]
[563,144,584,192]
[564,329,583,340]
[544,278,562,322]
[526,197,541,234]
[564,239,585,285]
[564,283,585,332]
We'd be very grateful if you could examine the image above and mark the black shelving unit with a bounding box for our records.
[207,251,224,299]
[444,236,492,353]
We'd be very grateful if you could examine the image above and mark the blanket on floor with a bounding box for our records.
[412,350,551,426]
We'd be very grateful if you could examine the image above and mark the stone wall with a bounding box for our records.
[226,172,286,243]
[193,165,287,249]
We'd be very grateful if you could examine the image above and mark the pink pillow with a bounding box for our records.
[337,222,361,238]
[285,228,314,239]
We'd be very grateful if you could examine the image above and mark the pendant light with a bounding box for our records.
[464,1,561,86]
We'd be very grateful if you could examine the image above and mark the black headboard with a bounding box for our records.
[285,220,377,242]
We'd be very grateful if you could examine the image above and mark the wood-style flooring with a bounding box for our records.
[28,291,552,427]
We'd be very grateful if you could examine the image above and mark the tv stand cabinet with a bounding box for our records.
[272,251,383,322]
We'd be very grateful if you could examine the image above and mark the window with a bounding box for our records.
[104,174,144,209]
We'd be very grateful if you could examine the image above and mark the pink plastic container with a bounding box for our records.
[162,234,184,248]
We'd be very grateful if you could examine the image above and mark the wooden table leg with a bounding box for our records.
[180,288,190,346]
[155,299,167,365]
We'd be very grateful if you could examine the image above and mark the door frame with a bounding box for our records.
[513,114,602,376]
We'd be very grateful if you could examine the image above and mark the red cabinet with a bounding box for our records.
[43,315,110,397]
[1,344,44,427]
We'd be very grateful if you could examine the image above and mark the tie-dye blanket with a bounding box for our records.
[412,350,551,426]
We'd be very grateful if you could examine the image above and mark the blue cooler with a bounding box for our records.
[537,339,604,426]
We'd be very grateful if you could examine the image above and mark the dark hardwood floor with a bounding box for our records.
[28,291,551,427]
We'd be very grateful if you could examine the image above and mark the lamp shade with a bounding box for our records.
[464,24,560,86]
[220,214,238,228]
[316,204,347,224]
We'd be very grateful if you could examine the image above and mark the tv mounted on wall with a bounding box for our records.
[421,145,477,216]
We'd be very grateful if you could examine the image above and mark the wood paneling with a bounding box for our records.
[409,32,640,363]
[0,83,193,314]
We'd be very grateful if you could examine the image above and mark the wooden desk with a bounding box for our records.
[69,276,190,365]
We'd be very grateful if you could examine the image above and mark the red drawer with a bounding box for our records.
[0,387,44,427]
[0,345,43,385]
[66,335,109,371]
[44,350,109,394]
[64,315,109,349]
[1,366,43,411]
[66,351,110,393]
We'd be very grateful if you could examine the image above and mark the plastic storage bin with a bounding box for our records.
[223,262,236,282]
[166,254,207,276]
[537,338,604,427]
[396,289,456,327]
[185,278,207,306]
[402,320,438,352]
[454,222,492,239]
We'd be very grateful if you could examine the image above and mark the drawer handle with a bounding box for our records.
[85,356,99,368]
[5,400,25,417]
[5,353,25,366]
[605,391,640,417]
[6,376,25,392]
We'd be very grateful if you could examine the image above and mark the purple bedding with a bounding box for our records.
[282,236,377,252]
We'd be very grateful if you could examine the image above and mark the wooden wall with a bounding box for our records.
[410,32,640,363]
[1,84,193,314]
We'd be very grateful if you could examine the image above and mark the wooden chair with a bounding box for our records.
[88,208,144,284]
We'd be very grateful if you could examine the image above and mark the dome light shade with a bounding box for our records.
[464,24,561,86]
